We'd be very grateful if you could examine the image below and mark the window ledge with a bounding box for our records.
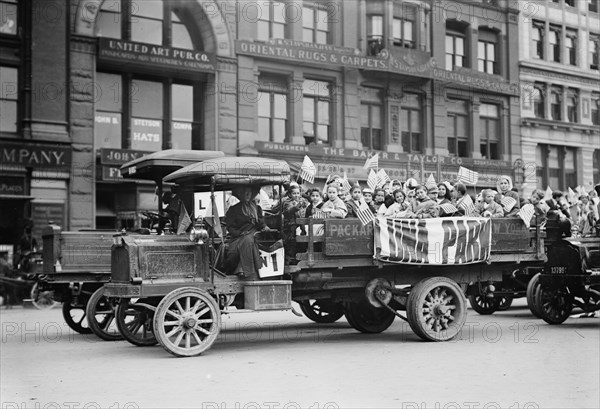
[522,118,599,133]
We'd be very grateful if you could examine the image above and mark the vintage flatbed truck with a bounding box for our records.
[102,155,549,357]
[40,149,224,340]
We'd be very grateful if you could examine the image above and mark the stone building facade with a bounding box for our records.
[1,0,526,256]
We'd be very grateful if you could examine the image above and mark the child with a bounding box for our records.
[321,185,348,218]
[408,185,439,219]
[385,189,411,218]
[372,188,387,215]
[345,184,363,218]
[475,189,504,218]
[305,188,324,218]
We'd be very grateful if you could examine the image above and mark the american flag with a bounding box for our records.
[376,168,390,187]
[458,194,476,216]
[356,199,376,226]
[367,169,379,191]
[204,195,223,237]
[425,174,437,190]
[312,208,326,219]
[518,204,535,227]
[439,203,459,215]
[341,171,352,192]
[457,166,479,185]
[259,188,271,210]
[299,155,316,184]
[363,153,379,171]
[500,196,517,213]
[176,201,192,235]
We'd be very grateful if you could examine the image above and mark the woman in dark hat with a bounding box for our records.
[224,186,271,278]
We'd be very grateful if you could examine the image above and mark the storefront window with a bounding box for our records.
[171,84,193,149]
[303,79,331,145]
[447,99,469,157]
[131,79,163,151]
[0,0,18,35]
[480,103,499,160]
[94,73,122,149]
[258,1,286,41]
[0,65,18,133]
[537,144,578,190]
[360,88,383,150]
[401,93,422,153]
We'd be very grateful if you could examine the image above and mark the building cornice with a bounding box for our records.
[521,118,599,135]
[520,61,600,86]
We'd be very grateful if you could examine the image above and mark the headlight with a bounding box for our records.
[189,227,197,242]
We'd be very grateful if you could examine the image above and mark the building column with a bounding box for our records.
[470,98,482,159]
[289,72,305,146]
[385,88,403,153]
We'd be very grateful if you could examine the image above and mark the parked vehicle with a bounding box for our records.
[103,155,549,357]
[40,149,224,340]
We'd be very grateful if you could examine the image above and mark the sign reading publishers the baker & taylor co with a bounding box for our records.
[98,39,215,74]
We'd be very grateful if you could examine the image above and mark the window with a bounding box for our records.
[536,145,578,191]
[258,1,286,41]
[360,88,383,150]
[303,80,331,145]
[591,93,599,125]
[401,93,422,153]
[532,21,544,59]
[393,4,416,49]
[96,0,194,49]
[590,0,599,13]
[566,29,577,66]
[566,90,578,123]
[565,0,575,7]
[480,103,499,160]
[478,30,497,74]
[94,72,122,149]
[258,76,288,143]
[447,99,469,157]
[171,84,193,149]
[367,15,384,55]
[0,66,18,132]
[550,88,562,120]
[446,30,466,69]
[0,0,18,35]
[549,26,561,63]
[303,5,329,44]
[533,84,545,119]
[589,34,599,70]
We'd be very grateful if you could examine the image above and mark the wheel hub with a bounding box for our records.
[434,304,449,315]
[182,316,197,329]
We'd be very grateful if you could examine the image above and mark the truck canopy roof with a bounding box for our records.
[163,156,290,189]
[119,149,225,181]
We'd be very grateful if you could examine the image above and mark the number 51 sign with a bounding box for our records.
[258,247,285,278]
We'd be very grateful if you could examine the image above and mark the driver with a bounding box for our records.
[224,186,271,278]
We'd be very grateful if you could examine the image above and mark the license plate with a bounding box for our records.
[549,266,567,274]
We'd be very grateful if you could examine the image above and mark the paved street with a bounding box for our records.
[1,300,599,409]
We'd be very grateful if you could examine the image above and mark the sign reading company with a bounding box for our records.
[98,39,215,73]
[0,141,71,170]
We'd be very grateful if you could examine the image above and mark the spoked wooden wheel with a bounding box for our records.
[526,273,543,318]
[299,299,345,323]
[497,295,514,311]
[467,293,500,315]
[116,298,158,347]
[62,294,92,334]
[343,298,395,333]
[154,288,221,357]
[534,284,573,325]
[30,282,59,310]
[407,277,467,342]
[85,287,122,341]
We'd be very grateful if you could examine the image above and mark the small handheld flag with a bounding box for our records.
[367,170,379,191]
[363,153,379,171]
[425,174,437,191]
[341,171,352,192]
[518,204,535,227]
[439,203,459,215]
[500,196,517,213]
[356,199,376,226]
[176,202,192,235]
[457,166,479,185]
[299,155,316,184]
[376,168,390,188]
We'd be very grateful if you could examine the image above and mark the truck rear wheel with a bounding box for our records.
[116,298,158,347]
[86,287,122,341]
[407,277,467,342]
[344,298,395,333]
[299,299,344,323]
[526,273,543,318]
[154,288,221,357]
[534,284,572,325]
[62,289,93,335]
[467,293,500,315]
